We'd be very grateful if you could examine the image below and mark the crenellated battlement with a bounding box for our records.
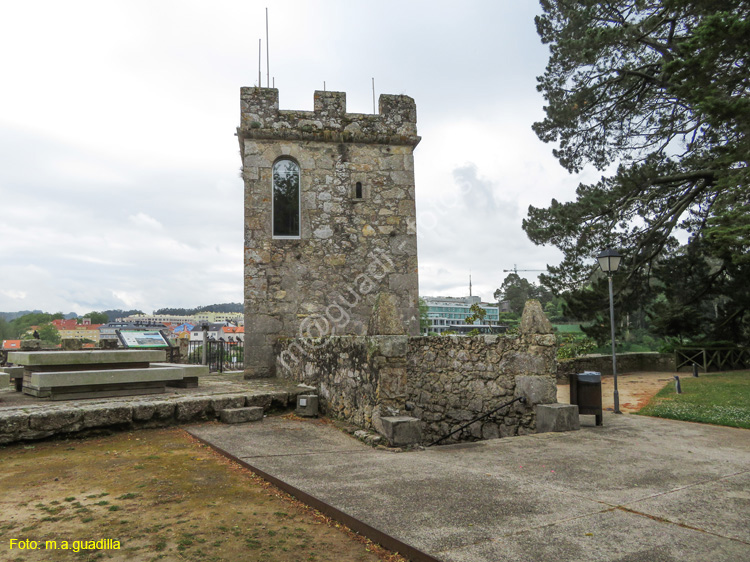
[238,87,420,146]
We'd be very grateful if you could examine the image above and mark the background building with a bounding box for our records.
[120,312,243,326]
[422,295,501,335]
[121,313,195,325]
[172,323,195,339]
[53,318,102,343]
[193,312,243,325]
[220,326,244,343]
[189,322,235,342]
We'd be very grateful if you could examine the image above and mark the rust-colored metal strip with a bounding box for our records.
[188,430,442,562]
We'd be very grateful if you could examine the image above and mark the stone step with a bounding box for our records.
[379,416,422,446]
[219,406,264,424]
[535,403,580,433]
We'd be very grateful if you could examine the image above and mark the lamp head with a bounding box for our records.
[597,248,622,274]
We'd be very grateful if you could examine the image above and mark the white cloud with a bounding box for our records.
[111,291,145,310]
[1,290,27,300]
[129,212,164,230]
[416,161,563,302]
[0,1,582,314]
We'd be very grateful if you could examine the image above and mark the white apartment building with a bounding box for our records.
[194,312,244,325]
[422,295,501,335]
[120,314,194,325]
[121,312,244,326]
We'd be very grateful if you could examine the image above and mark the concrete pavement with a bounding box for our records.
[188,413,750,562]
[557,371,680,413]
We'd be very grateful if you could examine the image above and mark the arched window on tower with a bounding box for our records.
[272,159,300,238]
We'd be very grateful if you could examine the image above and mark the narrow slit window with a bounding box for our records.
[355,182,363,199]
[272,159,300,237]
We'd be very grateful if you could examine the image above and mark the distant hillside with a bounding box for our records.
[1,305,239,325]
[102,310,145,322]
[0,310,44,321]
[153,303,243,315]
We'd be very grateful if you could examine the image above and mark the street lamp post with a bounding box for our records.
[597,248,622,414]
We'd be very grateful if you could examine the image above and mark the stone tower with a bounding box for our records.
[238,88,421,378]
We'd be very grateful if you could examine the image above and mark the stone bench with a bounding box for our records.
[153,363,208,388]
[23,367,186,400]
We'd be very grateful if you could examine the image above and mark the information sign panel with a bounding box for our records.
[116,330,171,349]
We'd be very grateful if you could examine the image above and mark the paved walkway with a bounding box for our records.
[189,413,750,562]
[557,371,681,413]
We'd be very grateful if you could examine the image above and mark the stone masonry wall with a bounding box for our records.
[276,335,408,433]
[277,301,558,444]
[407,332,557,443]
[240,88,420,378]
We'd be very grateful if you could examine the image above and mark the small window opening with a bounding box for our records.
[355,182,363,199]
[272,159,300,237]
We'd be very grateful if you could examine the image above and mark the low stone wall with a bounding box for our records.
[407,333,557,442]
[276,335,406,431]
[0,391,296,445]
[276,300,558,444]
[557,352,675,381]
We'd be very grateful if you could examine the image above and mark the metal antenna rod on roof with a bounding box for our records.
[324,81,326,91]
[258,38,261,87]
[265,8,270,88]
[372,77,376,113]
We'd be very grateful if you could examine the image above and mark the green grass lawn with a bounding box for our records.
[552,324,583,333]
[636,371,750,429]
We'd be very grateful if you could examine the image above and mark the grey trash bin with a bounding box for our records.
[569,371,603,426]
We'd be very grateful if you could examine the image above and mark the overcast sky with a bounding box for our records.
[0,0,601,315]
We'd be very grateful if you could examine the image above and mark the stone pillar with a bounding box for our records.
[513,300,559,433]
[20,340,42,351]
[177,338,189,364]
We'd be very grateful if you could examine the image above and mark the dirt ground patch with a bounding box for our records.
[0,426,406,562]
[557,371,677,413]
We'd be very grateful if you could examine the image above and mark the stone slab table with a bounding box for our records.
[6,350,194,400]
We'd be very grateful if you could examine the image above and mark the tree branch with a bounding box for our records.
[651,170,716,185]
